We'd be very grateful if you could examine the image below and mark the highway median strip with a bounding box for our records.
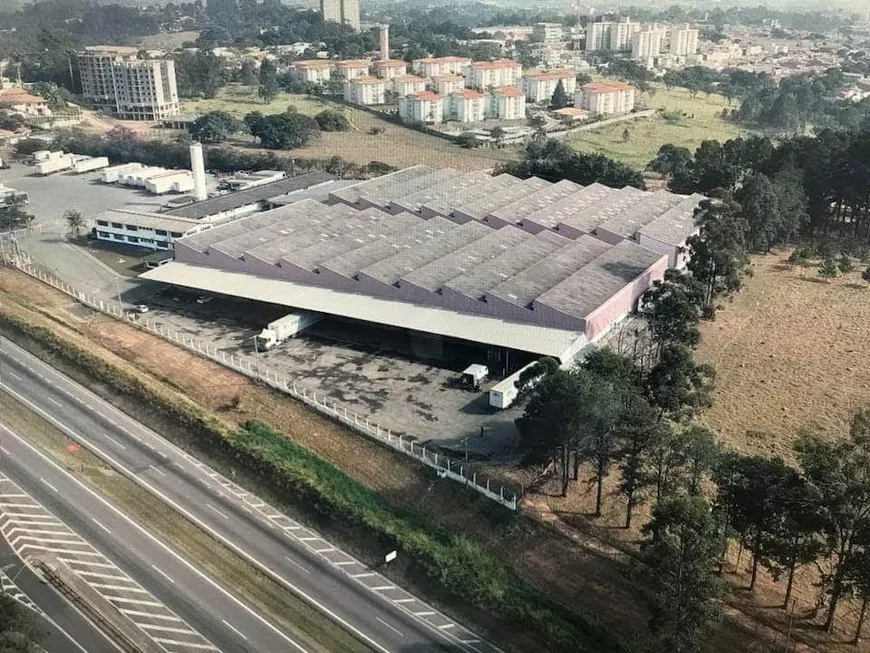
[0,389,372,653]
[0,310,617,653]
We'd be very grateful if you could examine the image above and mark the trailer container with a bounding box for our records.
[488,361,541,409]
[145,170,194,194]
[101,163,143,183]
[73,156,110,174]
[255,312,322,350]
[34,155,75,176]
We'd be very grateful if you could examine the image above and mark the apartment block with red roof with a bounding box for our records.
[486,86,527,120]
[392,75,428,97]
[520,69,577,104]
[411,56,471,78]
[448,89,486,122]
[465,59,523,90]
[343,76,386,105]
[575,81,635,115]
[398,91,444,124]
[431,75,466,96]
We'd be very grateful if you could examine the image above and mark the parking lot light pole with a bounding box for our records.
[113,278,123,312]
[250,335,261,379]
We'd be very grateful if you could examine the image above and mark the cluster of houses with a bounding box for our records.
[289,56,636,126]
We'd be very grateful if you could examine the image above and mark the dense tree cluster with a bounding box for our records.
[500,137,645,190]
[653,128,870,256]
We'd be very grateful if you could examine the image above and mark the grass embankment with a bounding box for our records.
[0,311,617,653]
[0,391,369,653]
[568,85,752,169]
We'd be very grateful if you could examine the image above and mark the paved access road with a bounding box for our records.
[0,423,305,653]
[0,336,502,653]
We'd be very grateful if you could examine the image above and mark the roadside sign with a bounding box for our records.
[385,550,397,563]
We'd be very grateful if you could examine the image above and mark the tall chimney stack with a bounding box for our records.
[379,24,390,60]
[190,142,207,202]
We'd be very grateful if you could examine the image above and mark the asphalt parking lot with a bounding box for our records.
[129,284,524,459]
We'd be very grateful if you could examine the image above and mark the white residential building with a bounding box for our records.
[320,0,359,30]
[392,75,428,97]
[334,59,371,80]
[78,46,179,120]
[669,25,699,55]
[632,28,664,60]
[466,59,523,90]
[398,91,444,124]
[291,60,333,85]
[372,59,407,79]
[411,57,471,78]
[486,86,526,120]
[432,75,466,95]
[532,22,563,43]
[575,81,635,115]
[521,69,576,104]
[343,77,385,105]
[586,18,638,53]
[448,90,486,122]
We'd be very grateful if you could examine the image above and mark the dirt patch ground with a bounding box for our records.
[694,252,870,459]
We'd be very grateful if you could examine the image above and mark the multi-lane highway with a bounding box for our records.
[0,336,500,653]
[0,424,306,653]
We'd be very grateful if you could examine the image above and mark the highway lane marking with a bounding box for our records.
[438,623,456,630]
[315,547,336,553]
[99,433,127,451]
[205,502,229,520]
[77,570,129,580]
[151,565,175,585]
[103,596,166,607]
[58,558,117,569]
[119,609,181,621]
[153,638,217,651]
[371,585,396,591]
[353,572,375,579]
[5,359,469,653]
[39,478,58,493]
[47,397,63,407]
[0,447,9,455]
[221,620,249,642]
[284,556,310,574]
[335,560,356,566]
[376,617,404,638]
[6,371,21,381]
[91,517,112,535]
[90,583,148,593]
[148,465,167,478]
[139,624,196,635]
[415,611,435,617]
[394,598,415,603]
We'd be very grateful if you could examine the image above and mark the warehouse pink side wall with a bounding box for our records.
[584,255,668,341]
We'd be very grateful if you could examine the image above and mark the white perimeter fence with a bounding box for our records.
[0,244,519,511]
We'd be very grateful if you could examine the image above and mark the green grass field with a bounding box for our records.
[181,84,333,117]
[568,85,754,169]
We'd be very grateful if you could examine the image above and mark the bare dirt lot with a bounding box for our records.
[694,252,870,459]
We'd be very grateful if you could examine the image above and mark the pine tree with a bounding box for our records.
[549,79,569,109]
[818,255,839,279]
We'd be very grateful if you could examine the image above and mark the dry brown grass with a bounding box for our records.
[695,252,870,460]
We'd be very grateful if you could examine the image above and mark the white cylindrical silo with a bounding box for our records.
[190,142,207,202]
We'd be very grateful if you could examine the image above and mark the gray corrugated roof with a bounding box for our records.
[487,179,583,224]
[446,230,570,298]
[636,193,705,245]
[361,221,491,284]
[522,183,615,230]
[454,177,550,220]
[389,170,492,212]
[329,165,434,205]
[488,236,611,308]
[536,240,665,318]
[164,171,335,219]
[597,189,687,238]
[320,217,456,278]
[400,226,533,292]
[374,169,462,208]
[423,174,520,216]
[178,205,310,252]
[558,186,649,235]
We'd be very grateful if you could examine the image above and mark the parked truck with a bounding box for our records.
[145,170,194,195]
[255,312,322,350]
[73,156,110,174]
[34,154,75,176]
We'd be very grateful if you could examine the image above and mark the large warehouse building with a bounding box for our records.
[143,165,705,363]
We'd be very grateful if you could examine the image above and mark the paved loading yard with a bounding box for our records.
[131,283,524,459]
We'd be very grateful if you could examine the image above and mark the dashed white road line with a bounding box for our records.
[148,465,166,478]
[39,478,58,493]
[284,556,310,575]
[151,564,175,584]
[376,617,404,638]
[222,619,249,641]
[90,517,111,535]
[47,397,63,407]
[205,502,228,520]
